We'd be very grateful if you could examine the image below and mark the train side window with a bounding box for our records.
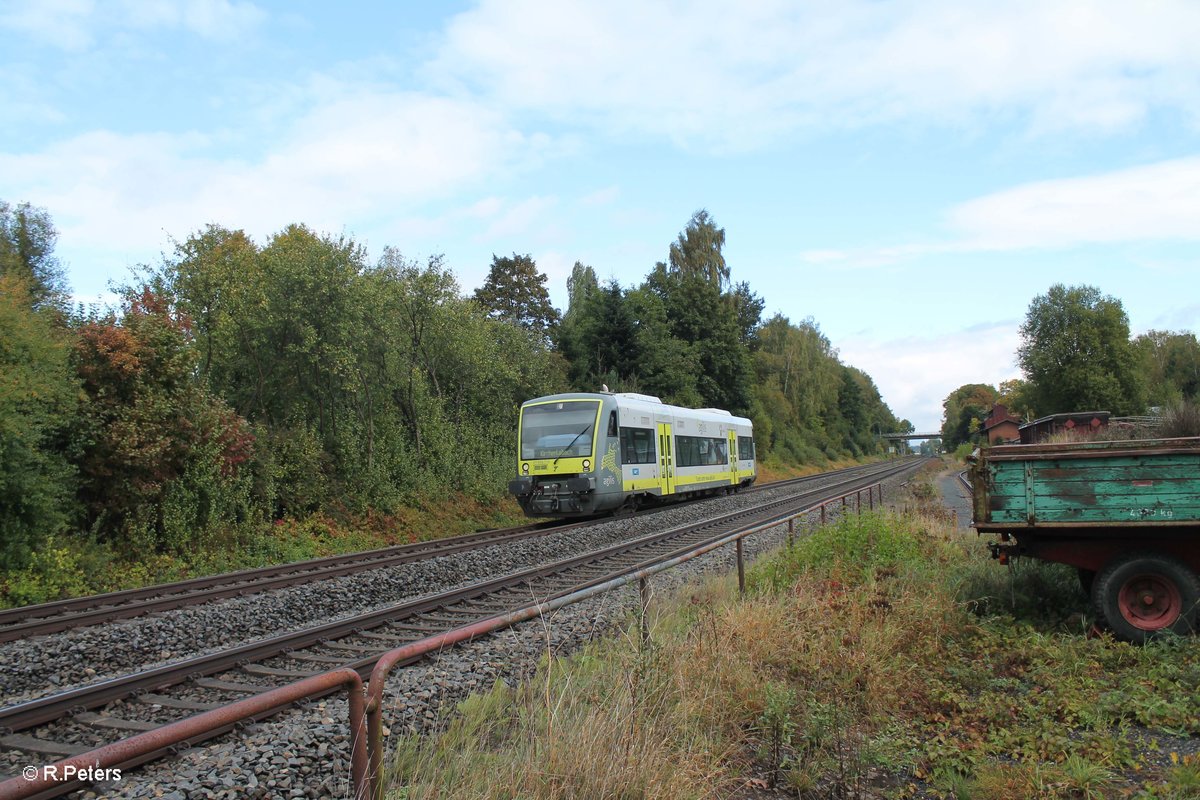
[738,436,755,460]
[619,427,655,464]
[607,411,618,437]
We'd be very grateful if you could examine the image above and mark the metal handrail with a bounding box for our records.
[0,669,369,800]
[363,480,886,799]
[0,469,905,800]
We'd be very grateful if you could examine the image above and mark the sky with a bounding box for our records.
[2,0,1198,433]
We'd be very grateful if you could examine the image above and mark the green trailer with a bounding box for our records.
[971,436,1200,642]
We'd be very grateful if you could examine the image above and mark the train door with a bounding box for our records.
[728,430,739,486]
[657,422,674,495]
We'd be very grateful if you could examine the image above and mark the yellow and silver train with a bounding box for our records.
[507,392,756,517]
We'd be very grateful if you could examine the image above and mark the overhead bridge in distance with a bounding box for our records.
[878,432,941,441]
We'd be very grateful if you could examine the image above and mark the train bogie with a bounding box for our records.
[508,392,755,518]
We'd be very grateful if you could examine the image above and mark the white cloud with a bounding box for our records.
[840,322,1022,432]
[432,0,1200,149]
[948,157,1200,249]
[1,0,95,50]
[579,186,619,207]
[798,156,1200,267]
[0,90,557,280]
[0,0,264,50]
[118,0,266,39]
[479,195,558,239]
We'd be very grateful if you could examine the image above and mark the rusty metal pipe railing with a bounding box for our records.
[0,669,369,800]
[3,476,892,800]
[366,479,886,799]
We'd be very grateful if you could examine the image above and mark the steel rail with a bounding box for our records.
[364,470,917,798]
[0,461,912,735]
[0,521,568,642]
[0,463,875,642]
[0,460,926,796]
[0,669,370,800]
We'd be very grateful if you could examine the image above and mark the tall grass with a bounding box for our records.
[386,503,1200,800]
[1160,401,1200,438]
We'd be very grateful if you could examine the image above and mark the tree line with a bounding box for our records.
[1,202,906,576]
[940,283,1200,450]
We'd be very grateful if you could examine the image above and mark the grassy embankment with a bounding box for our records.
[0,496,529,607]
[385,467,1200,800]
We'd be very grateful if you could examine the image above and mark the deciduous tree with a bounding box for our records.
[1018,284,1145,415]
[0,276,77,568]
[473,253,561,343]
[940,383,999,449]
[0,201,68,311]
[668,209,729,288]
[1134,329,1200,406]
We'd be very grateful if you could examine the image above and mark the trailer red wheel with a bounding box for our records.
[1118,574,1180,627]
[1093,554,1200,643]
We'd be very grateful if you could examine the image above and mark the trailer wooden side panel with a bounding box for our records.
[973,437,1200,529]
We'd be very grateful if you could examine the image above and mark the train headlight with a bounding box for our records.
[582,459,591,471]
[522,463,529,474]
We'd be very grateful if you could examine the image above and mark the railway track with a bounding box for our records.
[0,520,569,644]
[0,463,875,644]
[0,459,924,797]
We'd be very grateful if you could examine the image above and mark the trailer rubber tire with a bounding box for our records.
[1092,553,1199,644]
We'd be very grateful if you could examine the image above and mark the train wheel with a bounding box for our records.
[1092,553,1199,643]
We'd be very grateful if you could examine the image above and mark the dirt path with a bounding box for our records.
[935,464,973,529]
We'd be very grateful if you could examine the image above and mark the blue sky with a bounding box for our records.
[2,0,1198,432]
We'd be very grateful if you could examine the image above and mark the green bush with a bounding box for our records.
[749,512,924,593]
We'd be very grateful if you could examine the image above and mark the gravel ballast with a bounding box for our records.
[1,467,918,798]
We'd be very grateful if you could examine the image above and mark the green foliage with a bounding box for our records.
[0,275,77,569]
[954,555,1088,624]
[758,681,799,785]
[160,230,566,519]
[558,278,641,392]
[941,383,999,450]
[753,315,904,462]
[644,263,754,413]
[1135,329,1200,407]
[1019,283,1146,416]
[0,201,68,311]
[0,535,92,605]
[473,252,561,343]
[997,377,1035,421]
[749,512,924,592]
[71,287,257,550]
[668,208,729,287]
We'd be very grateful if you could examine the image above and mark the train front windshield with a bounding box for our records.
[520,401,600,460]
